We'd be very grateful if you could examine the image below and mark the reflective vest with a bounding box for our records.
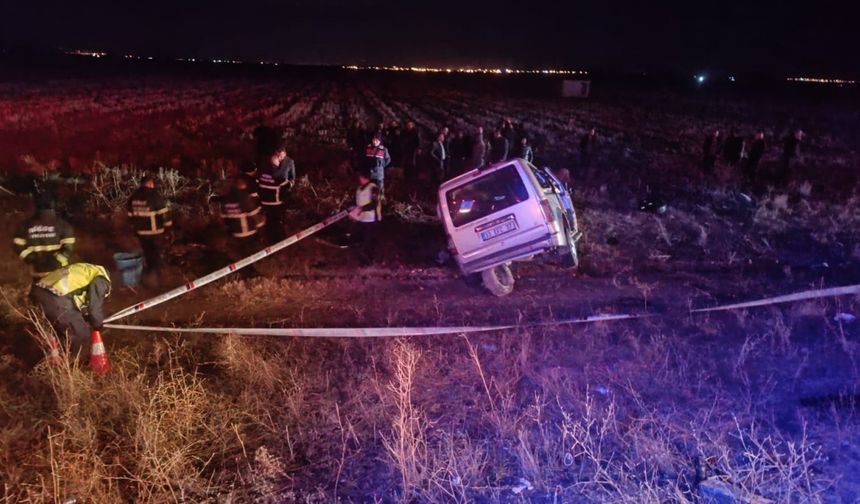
[36,263,111,310]
[355,182,380,223]
[128,187,172,235]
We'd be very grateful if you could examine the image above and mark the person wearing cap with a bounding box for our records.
[220,176,265,259]
[348,168,381,265]
[30,262,110,360]
[14,192,76,281]
[257,143,293,243]
[364,135,391,195]
[127,176,173,278]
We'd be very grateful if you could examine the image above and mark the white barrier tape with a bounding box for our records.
[102,283,860,339]
[105,208,355,323]
[103,312,641,338]
[689,284,860,313]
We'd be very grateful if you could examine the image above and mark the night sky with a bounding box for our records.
[1,0,854,75]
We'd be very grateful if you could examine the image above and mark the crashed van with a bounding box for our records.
[437,158,581,296]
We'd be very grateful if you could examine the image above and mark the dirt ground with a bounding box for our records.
[1,73,860,503]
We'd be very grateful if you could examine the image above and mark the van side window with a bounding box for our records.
[446,166,530,227]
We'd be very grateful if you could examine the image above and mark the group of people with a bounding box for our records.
[702,128,805,186]
[347,118,541,189]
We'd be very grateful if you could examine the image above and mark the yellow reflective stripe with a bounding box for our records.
[222,207,261,219]
[155,207,170,214]
[13,238,27,245]
[19,244,63,258]
[130,210,158,217]
[136,229,165,236]
[59,237,76,244]
[57,254,69,266]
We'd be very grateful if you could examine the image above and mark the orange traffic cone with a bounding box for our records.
[89,330,110,375]
[47,336,62,365]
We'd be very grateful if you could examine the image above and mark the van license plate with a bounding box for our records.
[480,220,518,241]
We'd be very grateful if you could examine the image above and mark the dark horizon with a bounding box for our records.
[2,0,856,78]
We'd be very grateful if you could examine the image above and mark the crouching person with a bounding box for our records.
[30,263,110,360]
[348,169,381,265]
[220,176,266,261]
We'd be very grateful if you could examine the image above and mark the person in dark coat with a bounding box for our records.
[448,130,467,176]
[777,129,804,185]
[702,130,721,174]
[519,137,534,163]
[257,144,292,242]
[253,121,279,168]
[580,127,598,169]
[387,121,403,167]
[501,119,516,150]
[489,129,509,163]
[14,192,75,281]
[365,135,392,194]
[30,263,110,360]
[401,121,421,181]
[430,133,447,184]
[723,130,744,167]
[127,176,172,278]
[470,127,487,169]
[220,176,266,259]
[743,131,766,185]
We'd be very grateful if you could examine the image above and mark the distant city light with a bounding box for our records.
[64,49,107,58]
[342,65,587,76]
[728,76,736,82]
[786,76,858,86]
[695,74,706,84]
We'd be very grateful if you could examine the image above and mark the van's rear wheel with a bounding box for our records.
[561,220,579,269]
[481,263,515,296]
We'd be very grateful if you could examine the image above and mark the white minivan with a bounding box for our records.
[437,158,581,296]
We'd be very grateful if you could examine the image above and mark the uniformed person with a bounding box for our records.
[348,168,381,265]
[257,144,292,242]
[220,176,265,258]
[30,263,110,359]
[364,135,391,195]
[127,176,172,277]
[14,193,75,280]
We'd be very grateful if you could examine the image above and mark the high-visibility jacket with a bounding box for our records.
[127,187,172,236]
[36,263,111,312]
[355,182,380,223]
[220,188,266,238]
[13,210,75,277]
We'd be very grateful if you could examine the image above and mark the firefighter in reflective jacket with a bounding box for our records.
[14,193,75,280]
[127,176,172,277]
[364,135,391,195]
[220,176,265,257]
[257,144,292,242]
[30,263,110,359]
[348,168,381,265]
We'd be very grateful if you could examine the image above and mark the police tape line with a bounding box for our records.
[103,314,641,338]
[104,207,355,323]
[102,282,860,338]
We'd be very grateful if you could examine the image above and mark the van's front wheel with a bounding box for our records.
[561,220,580,269]
[481,263,515,296]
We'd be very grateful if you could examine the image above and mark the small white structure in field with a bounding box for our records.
[561,80,591,98]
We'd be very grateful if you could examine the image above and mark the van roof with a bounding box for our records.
[439,158,525,191]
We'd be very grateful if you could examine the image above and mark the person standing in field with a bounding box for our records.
[431,132,447,184]
[401,120,421,182]
[348,168,381,265]
[14,192,75,281]
[127,176,172,280]
[519,137,534,163]
[489,129,510,163]
[470,126,487,169]
[580,127,598,169]
[220,176,265,260]
[723,130,744,167]
[257,143,292,243]
[365,135,391,195]
[701,129,721,175]
[744,131,766,185]
[777,129,804,185]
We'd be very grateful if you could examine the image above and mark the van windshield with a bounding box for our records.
[446,165,530,227]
